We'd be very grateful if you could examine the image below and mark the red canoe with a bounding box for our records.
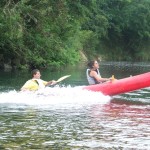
[83,72,150,96]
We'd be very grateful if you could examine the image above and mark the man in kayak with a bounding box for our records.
[21,69,57,91]
[86,60,112,85]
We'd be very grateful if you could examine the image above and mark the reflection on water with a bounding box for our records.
[0,62,150,149]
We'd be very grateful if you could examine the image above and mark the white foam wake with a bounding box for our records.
[0,86,111,106]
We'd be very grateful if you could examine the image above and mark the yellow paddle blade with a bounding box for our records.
[56,75,71,83]
[112,75,115,80]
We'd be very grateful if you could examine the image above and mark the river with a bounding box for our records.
[0,61,150,149]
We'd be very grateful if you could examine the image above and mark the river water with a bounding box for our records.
[0,61,150,150]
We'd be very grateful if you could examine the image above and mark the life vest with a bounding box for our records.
[21,79,47,91]
[86,69,101,85]
[33,79,46,89]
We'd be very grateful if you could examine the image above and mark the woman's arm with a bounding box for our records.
[90,71,110,83]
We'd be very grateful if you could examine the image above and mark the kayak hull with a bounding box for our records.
[83,72,150,96]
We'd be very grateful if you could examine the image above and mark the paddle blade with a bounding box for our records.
[112,75,115,81]
[56,75,71,83]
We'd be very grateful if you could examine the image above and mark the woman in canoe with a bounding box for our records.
[86,60,113,85]
[21,69,56,91]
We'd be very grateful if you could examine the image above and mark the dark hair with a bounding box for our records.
[87,60,96,69]
[31,69,40,77]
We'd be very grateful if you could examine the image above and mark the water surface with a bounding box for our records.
[0,61,150,149]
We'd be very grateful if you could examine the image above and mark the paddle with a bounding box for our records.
[56,75,71,83]
[49,75,71,86]
[111,75,118,82]
[112,75,115,81]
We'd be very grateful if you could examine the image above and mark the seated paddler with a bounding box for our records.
[21,69,57,91]
[86,60,113,85]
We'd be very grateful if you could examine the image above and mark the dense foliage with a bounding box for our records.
[0,0,150,70]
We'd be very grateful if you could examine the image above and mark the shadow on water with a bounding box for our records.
[111,86,150,105]
[111,98,150,105]
[0,146,5,149]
